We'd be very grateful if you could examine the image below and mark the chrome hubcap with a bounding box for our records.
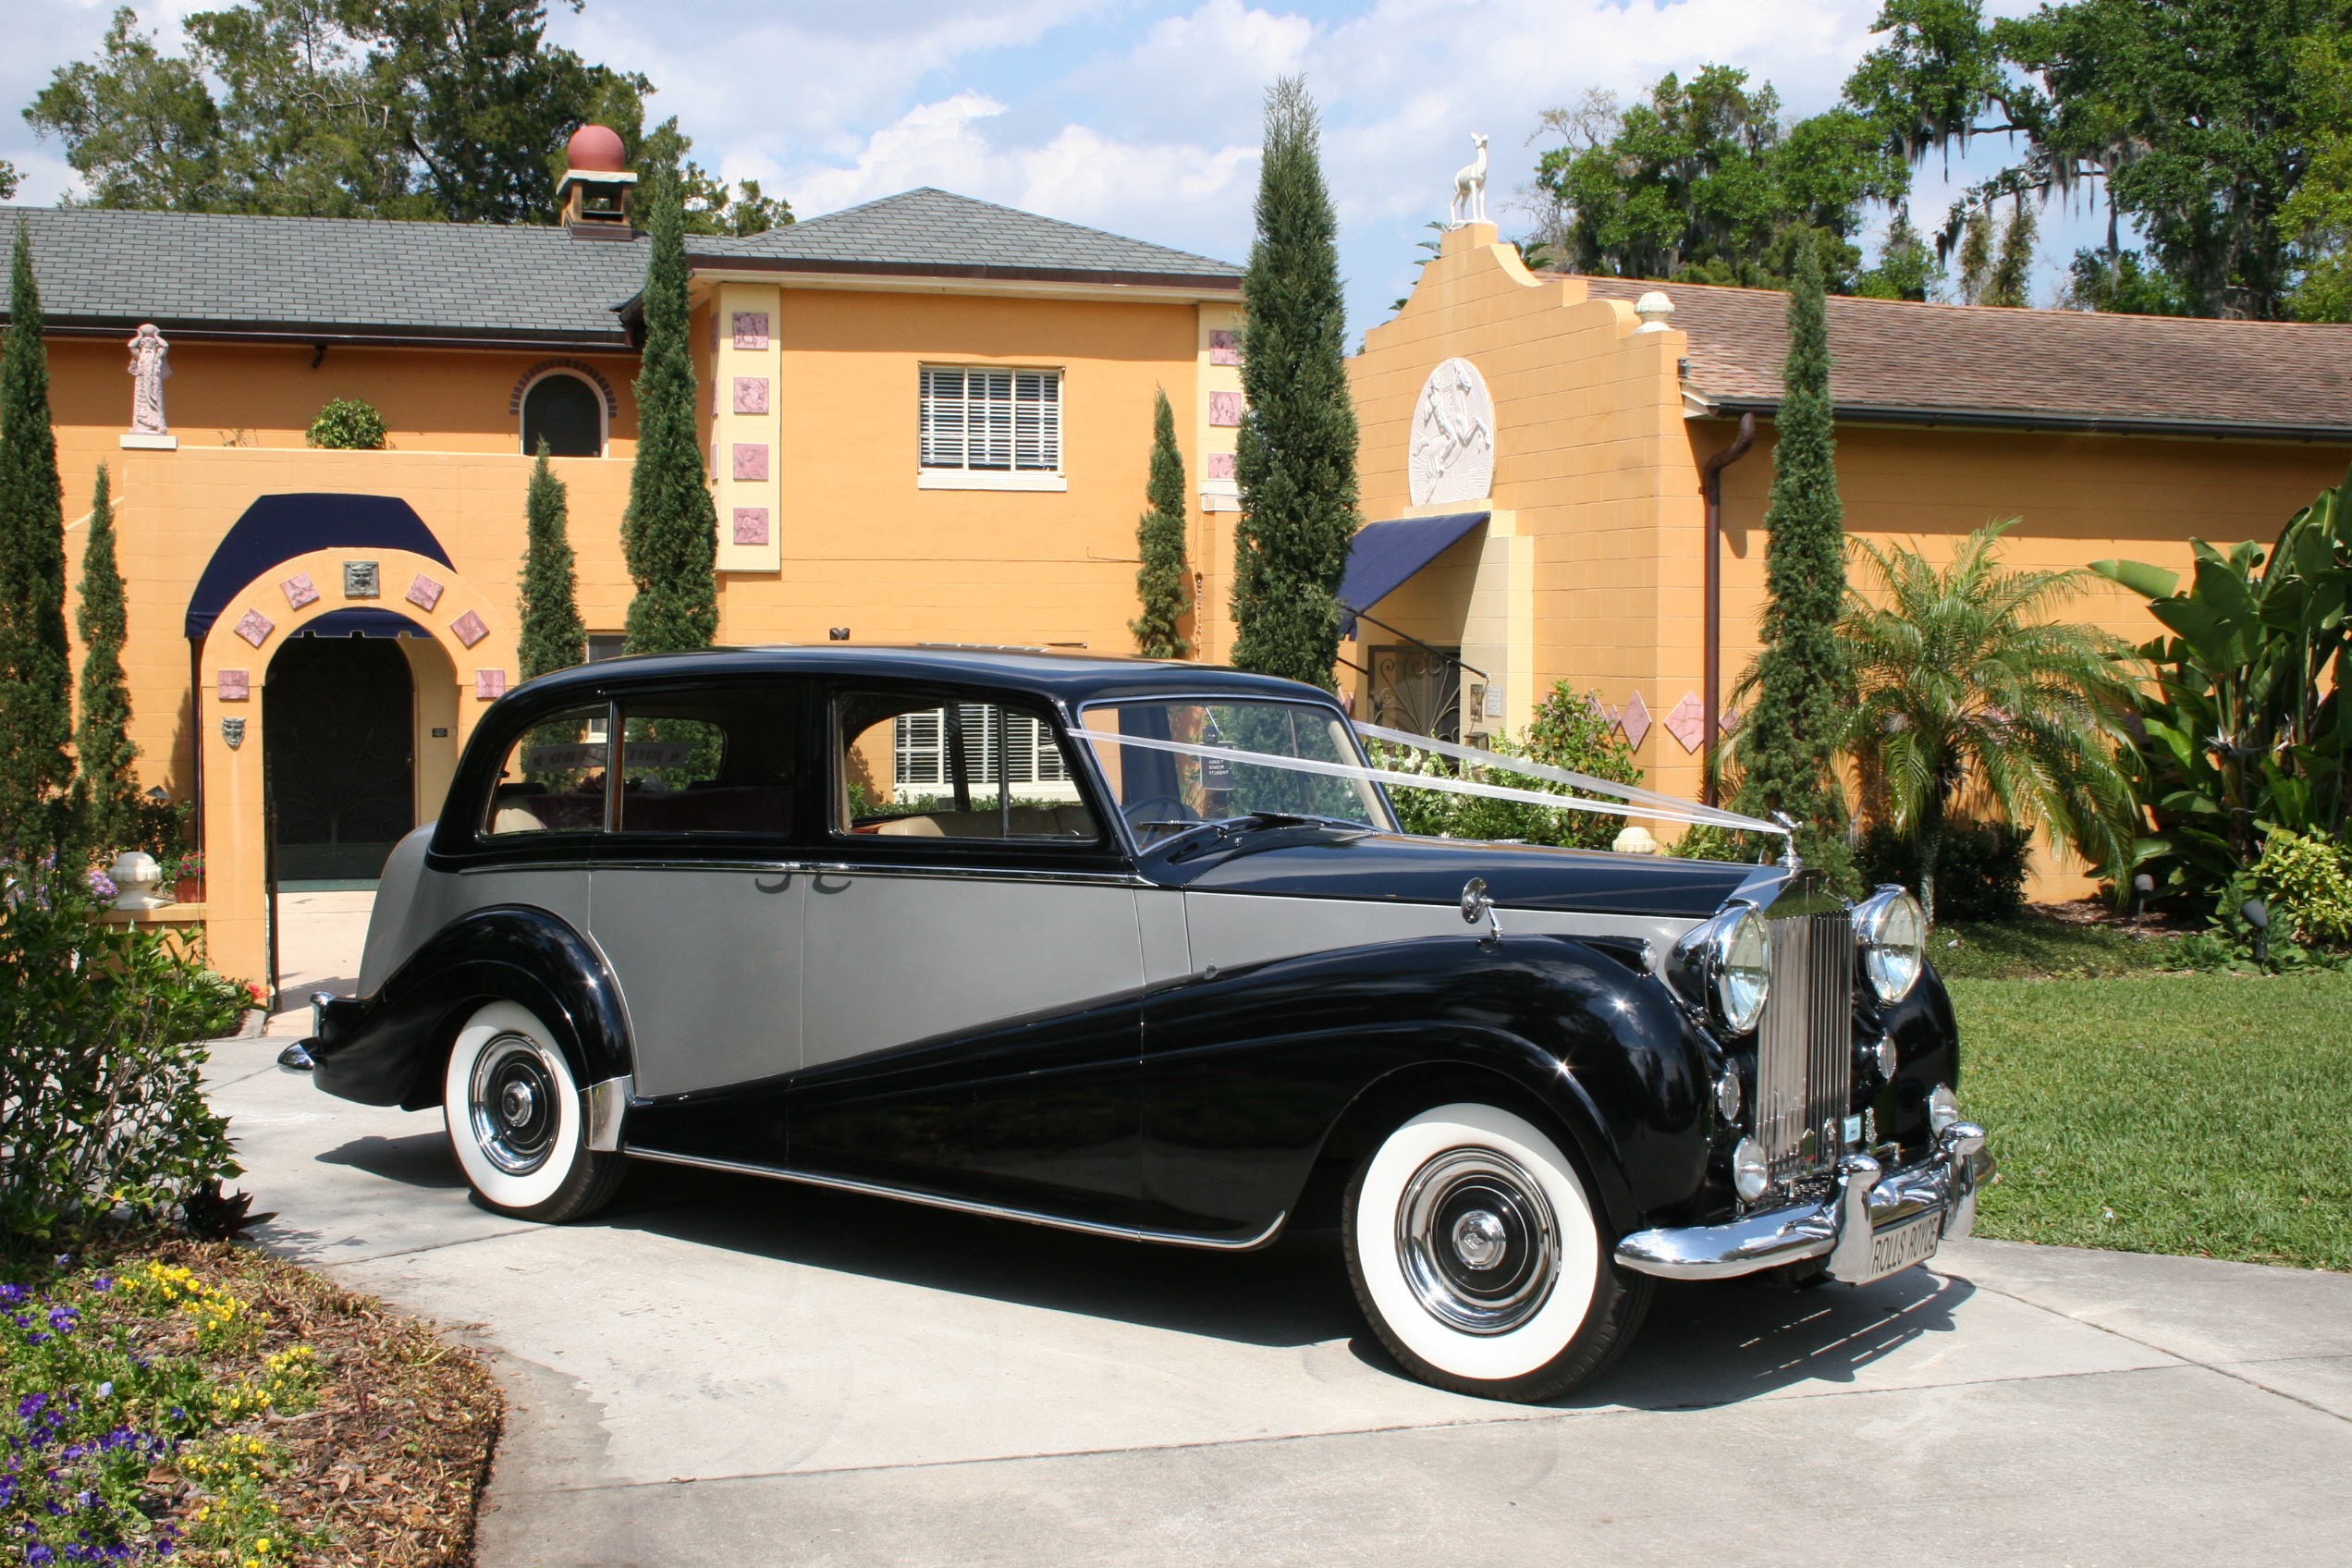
[1397,1147,1562,1335]
[470,1035,560,1177]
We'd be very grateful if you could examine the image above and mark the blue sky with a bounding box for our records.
[4,0,2110,331]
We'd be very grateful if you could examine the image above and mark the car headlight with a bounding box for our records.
[1852,885,1926,1005]
[1712,906,1770,1035]
[1928,1083,1960,1136]
[1731,1136,1770,1202]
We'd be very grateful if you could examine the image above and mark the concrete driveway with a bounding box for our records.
[205,1028,2352,1568]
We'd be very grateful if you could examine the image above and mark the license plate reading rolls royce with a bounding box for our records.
[1862,1210,1943,1282]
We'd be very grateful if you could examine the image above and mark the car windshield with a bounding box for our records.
[1080,699,1396,845]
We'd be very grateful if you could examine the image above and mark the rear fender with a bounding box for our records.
[308,905,631,1111]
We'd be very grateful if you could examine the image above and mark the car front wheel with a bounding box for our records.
[443,1000,626,1223]
[1343,1101,1650,1402]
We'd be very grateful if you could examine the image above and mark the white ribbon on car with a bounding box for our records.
[1080,726,1787,837]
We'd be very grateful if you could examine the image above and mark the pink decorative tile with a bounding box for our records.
[733,376,769,414]
[233,609,274,648]
[215,669,250,702]
[731,312,769,350]
[711,376,720,416]
[1206,451,1236,480]
[450,609,489,648]
[1720,707,1743,734]
[475,668,508,701]
[406,574,444,612]
[732,443,769,482]
[1209,329,1241,366]
[1207,391,1243,427]
[280,572,319,610]
[1664,691,1706,753]
[709,440,719,482]
[1618,690,1652,750]
[732,507,770,545]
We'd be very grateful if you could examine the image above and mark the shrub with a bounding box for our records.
[1857,819,2032,923]
[2259,827,2352,947]
[303,398,387,450]
[0,864,246,1256]
[1373,682,1642,851]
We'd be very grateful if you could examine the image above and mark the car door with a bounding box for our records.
[587,680,815,1131]
[791,683,1146,1225]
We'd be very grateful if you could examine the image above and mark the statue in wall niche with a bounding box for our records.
[1448,132,1488,229]
[128,324,172,435]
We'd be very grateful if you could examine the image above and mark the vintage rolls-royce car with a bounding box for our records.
[288,645,1990,1403]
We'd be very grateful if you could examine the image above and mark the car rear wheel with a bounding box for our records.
[443,1000,626,1223]
[1342,1101,1650,1402]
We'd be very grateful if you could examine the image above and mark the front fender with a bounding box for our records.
[1141,933,1712,1241]
[307,904,631,1110]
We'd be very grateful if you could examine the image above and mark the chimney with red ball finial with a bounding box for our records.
[557,125,637,238]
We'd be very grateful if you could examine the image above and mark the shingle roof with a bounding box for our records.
[0,204,647,347]
[1570,275,2352,441]
[691,188,1243,288]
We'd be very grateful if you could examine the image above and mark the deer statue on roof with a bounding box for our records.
[1449,133,1489,229]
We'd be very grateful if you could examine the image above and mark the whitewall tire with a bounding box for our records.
[443,1000,626,1223]
[1343,1101,1651,1402]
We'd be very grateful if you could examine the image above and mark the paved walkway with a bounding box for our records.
[208,898,2352,1566]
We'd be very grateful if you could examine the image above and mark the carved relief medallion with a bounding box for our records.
[1406,358,1495,508]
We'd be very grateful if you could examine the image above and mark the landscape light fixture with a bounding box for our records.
[2133,871,2155,925]
[146,785,171,802]
[2241,897,2270,967]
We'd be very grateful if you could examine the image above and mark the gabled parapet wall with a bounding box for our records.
[1350,222,1705,808]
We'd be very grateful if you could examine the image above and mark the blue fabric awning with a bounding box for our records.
[185,494,452,640]
[1334,510,1488,638]
[299,607,425,638]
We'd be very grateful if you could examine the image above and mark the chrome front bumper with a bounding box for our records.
[1614,1122,1992,1283]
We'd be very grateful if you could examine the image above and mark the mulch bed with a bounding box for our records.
[2022,897,2203,935]
[6,1237,503,1566]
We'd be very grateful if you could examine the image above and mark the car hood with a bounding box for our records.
[1142,829,1784,920]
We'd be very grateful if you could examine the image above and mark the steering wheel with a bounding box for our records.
[1121,794,1197,830]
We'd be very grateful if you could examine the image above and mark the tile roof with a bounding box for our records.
[0,204,647,347]
[692,188,1243,288]
[1570,275,2352,441]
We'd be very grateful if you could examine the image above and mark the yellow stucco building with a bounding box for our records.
[7,180,1244,987]
[1342,222,2352,899]
[8,180,2348,991]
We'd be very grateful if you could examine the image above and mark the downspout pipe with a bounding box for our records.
[1699,411,1758,806]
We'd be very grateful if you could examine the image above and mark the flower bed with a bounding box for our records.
[3,1242,502,1565]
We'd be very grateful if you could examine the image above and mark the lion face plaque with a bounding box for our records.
[1407,357,1495,508]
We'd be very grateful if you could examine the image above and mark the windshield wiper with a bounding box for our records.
[1142,811,1375,858]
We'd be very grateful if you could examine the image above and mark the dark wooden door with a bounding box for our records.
[263,636,414,883]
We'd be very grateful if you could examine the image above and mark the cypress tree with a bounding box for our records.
[1733,234,1853,879]
[73,463,138,852]
[0,219,73,855]
[1129,388,1191,658]
[517,439,586,680]
[621,129,718,656]
[1230,77,1358,691]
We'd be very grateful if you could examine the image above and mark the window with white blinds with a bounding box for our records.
[894,704,1072,794]
[920,367,1061,472]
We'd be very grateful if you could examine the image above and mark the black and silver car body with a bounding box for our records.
[293,645,1991,1402]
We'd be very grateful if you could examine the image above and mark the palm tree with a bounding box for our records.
[1743,521,2140,925]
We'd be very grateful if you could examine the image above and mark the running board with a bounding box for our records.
[623,1145,1287,1252]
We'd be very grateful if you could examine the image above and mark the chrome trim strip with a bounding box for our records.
[458,858,1146,887]
[623,1145,1286,1250]
[584,1074,633,1152]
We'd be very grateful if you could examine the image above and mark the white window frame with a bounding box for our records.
[892,704,1078,800]
[518,369,609,459]
[917,365,1067,492]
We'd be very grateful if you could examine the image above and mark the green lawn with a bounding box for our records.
[1933,916,2195,980]
[1951,972,2352,1271]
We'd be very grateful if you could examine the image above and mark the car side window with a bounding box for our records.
[835,690,1099,841]
[614,685,802,836]
[483,707,612,836]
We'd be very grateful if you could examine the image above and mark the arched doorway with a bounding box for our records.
[263,633,416,885]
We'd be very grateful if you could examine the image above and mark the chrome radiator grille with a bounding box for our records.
[1757,910,1855,1185]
